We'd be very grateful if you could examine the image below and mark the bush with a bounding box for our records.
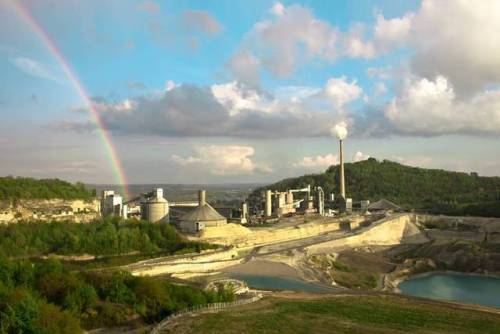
[0,176,93,201]
[0,219,218,257]
[0,257,236,331]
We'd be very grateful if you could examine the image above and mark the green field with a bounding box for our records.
[165,294,500,334]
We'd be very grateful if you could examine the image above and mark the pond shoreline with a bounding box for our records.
[395,270,500,308]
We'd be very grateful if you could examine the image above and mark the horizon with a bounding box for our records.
[2,0,500,184]
[4,157,497,188]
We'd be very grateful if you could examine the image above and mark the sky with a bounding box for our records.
[1,0,500,185]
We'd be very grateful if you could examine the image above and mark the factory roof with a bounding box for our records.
[368,199,402,211]
[181,203,226,222]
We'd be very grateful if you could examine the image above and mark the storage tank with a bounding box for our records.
[141,188,169,223]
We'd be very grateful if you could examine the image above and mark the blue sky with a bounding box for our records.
[1,0,500,184]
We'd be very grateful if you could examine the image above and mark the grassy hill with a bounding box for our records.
[256,158,500,217]
[0,176,94,201]
[164,294,500,334]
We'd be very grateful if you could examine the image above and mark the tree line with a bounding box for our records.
[256,158,500,217]
[0,257,235,333]
[0,217,218,257]
[0,176,95,201]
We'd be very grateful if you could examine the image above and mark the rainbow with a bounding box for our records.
[9,1,129,198]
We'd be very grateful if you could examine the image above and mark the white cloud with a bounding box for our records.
[374,82,387,96]
[59,77,364,139]
[344,24,375,58]
[323,76,362,110]
[352,151,370,162]
[231,3,374,79]
[385,75,500,135]
[226,50,261,88]
[270,2,285,16]
[11,57,62,83]
[211,81,263,116]
[377,0,500,93]
[170,145,271,175]
[165,80,178,92]
[374,13,413,51]
[293,154,338,169]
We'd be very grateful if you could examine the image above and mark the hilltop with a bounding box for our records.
[0,176,94,201]
[257,158,500,217]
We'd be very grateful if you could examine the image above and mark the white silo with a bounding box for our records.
[141,188,169,223]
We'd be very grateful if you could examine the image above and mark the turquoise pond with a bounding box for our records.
[399,272,500,308]
[231,274,333,293]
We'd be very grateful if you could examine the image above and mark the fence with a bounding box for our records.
[149,294,263,334]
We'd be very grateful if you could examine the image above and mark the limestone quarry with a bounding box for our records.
[0,198,100,224]
[127,212,500,297]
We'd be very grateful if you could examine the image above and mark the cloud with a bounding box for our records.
[373,13,413,52]
[374,82,387,96]
[11,57,62,83]
[293,154,338,170]
[57,80,349,139]
[171,145,272,175]
[385,75,500,135]
[270,2,285,16]
[352,151,370,162]
[182,10,222,36]
[226,50,261,88]
[322,76,362,110]
[376,0,500,94]
[230,3,374,79]
[211,81,263,116]
[165,80,178,92]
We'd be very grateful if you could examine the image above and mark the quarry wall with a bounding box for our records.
[306,214,429,255]
[0,199,99,223]
[129,247,243,277]
[191,217,364,247]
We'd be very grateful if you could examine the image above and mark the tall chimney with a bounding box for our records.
[199,190,206,206]
[265,190,272,217]
[339,139,345,198]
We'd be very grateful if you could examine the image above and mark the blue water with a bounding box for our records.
[399,272,500,308]
[232,274,333,293]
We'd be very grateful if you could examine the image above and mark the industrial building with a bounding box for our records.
[140,188,169,223]
[247,185,328,221]
[101,190,127,218]
[246,130,358,222]
[178,190,227,233]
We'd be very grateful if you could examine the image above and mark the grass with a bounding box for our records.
[167,295,500,334]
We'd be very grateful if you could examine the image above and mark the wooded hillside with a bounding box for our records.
[257,158,500,217]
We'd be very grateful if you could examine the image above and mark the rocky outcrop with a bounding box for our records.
[306,214,429,255]
[128,248,243,277]
[0,199,99,223]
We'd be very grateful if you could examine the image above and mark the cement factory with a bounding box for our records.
[99,122,395,233]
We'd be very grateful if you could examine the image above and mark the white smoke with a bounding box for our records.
[331,121,348,140]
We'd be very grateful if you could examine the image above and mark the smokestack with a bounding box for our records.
[339,139,345,198]
[199,190,206,206]
[265,190,272,217]
[331,121,348,199]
